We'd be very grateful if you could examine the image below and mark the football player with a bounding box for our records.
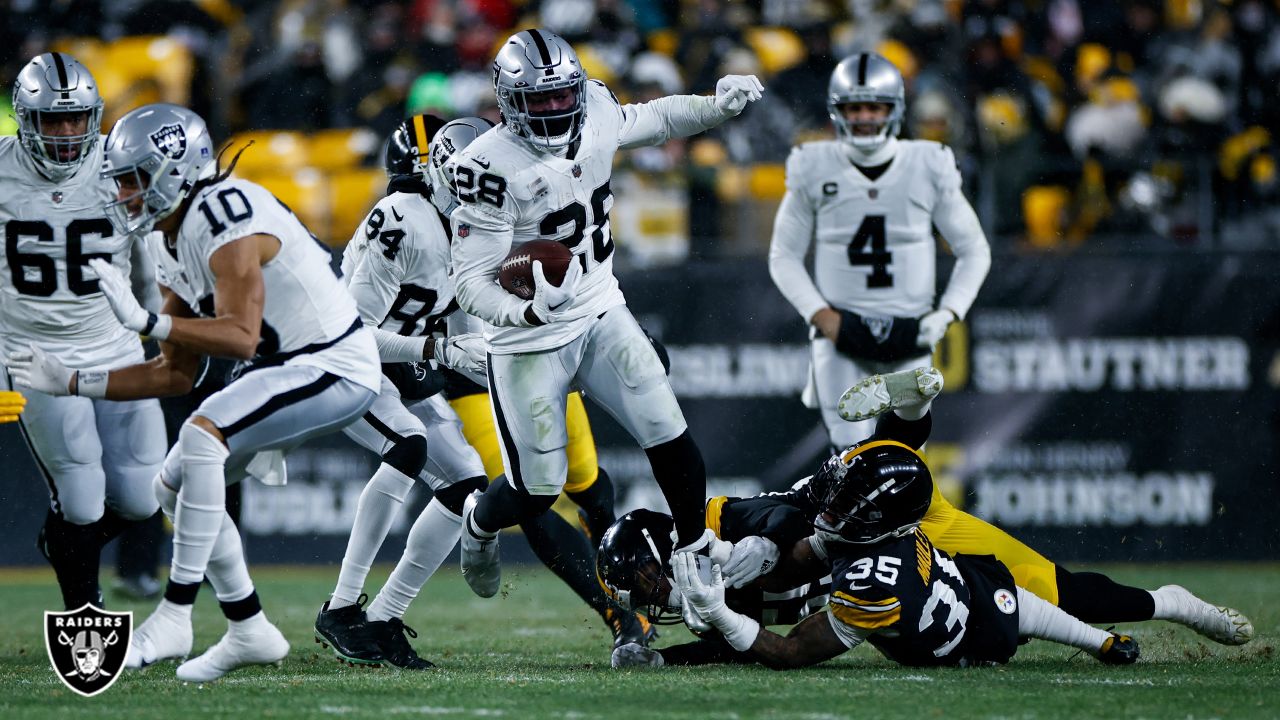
[315,114,646,669]
[0,53,167,611]
[10,104,383,682]
[448,28,764,597]
[768,53,992,449]
[671,440,1140,669]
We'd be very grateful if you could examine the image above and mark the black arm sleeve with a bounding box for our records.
[658,636,757,666]
[720,496,814,549]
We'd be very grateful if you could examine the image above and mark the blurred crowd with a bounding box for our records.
[5,0,1280,252]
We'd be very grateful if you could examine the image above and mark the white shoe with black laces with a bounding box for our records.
[837,366,944,423]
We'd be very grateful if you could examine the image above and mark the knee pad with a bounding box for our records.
[179,422,230,466]
[383,432,428,478]
[434,475,487,516]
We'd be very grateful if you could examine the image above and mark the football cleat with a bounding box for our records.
[176,614,289,682]
[606,606,658,650]
[314,594,384,666]
[126,600,193,668]
[460,491,501,598]
[837,366,943,423]
[1157,585,1254,645]
[367,617,436,670]
[1094,633,1140,665]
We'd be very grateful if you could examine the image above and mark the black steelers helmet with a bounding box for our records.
[812,440,933,544]
[385,113,447,180]
[595,510,683,624]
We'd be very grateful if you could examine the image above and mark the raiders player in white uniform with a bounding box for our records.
[315,113,490,669]
[10,104,382,682]
[768,53,991,449]
[0,52,166,611]
[449,28,765,598]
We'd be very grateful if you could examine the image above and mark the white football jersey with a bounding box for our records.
[151,177,380,392]
[0,137,145,369]
[449,80,630,354]
[340,190,457,337]
[777,139,963,318]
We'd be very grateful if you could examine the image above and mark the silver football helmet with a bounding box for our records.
[12,52,105,181]
[493,29,587,149]
[427,116,495,215]
[827,53,905,153]
[101,103,216,236]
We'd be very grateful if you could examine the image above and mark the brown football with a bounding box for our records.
[498,240,573,300]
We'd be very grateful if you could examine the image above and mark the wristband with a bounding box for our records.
[148,314,173,341]
[76,370,109,399]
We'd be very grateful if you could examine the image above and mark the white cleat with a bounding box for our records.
[460,491,501,598]
[1157,584,1254,646]
[125,600,193,669]
[837,366,944,423]
[176,613,290,682]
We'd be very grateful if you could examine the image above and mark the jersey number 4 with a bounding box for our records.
[5,219,113,297]
[847,215,893,288]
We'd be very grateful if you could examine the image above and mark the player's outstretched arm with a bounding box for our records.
[618,75,764,149]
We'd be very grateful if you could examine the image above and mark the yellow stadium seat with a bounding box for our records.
[102,36,194,107]
[306,128,380,172]
[1022,185,1070,249]
[222,131,308,175]
[247,169,330,241]
[50,38,107,70]
[646,29,678,57]
[748,163,786,200]
[744,27,805,76]
[329,169,386,247]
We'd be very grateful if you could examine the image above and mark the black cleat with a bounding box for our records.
[368,617,436,670]
[314,594,384,666]
[607,606,658,650]
[1096,633,1140,665]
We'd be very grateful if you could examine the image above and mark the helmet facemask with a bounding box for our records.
[812,442,932,545]
[103,159,183,236]
[493,29,587,151]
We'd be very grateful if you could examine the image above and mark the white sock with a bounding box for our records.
[156,597,194,621]
[367,498,462,622]
[330,462,416,609]
[170,424,230,585]
[206,512,255,603]
[1016,586,1110,652]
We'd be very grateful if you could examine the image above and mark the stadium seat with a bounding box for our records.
[102,36,194,107]
[748,163,786,200]
[247,169,329,241]
[1022,185,1070,248]
[306,128,379,172]
[744,28,804,76]
[646,29,678,57]
[329,169,386,247]
[223,131,308,175]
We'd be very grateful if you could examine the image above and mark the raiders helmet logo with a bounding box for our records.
[149,123,187,160]
[861,315,894,344]
[45,605,131,697]
[572,164,582,178]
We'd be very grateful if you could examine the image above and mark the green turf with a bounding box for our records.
[1,563,1276,719]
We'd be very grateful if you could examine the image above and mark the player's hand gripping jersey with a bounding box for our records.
[0,137,147,368]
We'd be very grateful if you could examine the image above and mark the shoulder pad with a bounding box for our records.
[588,79,622,107]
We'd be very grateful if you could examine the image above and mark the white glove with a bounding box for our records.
[7,346,73,396]
[529,258,583,324]
[721,536,779,589]
[672,527,734,566]
[611,642,664,668]
[88,258,170,339]
[433,333,488,377]
[714,74,765,117]
[916,308,956,349]
[671,552,760,651]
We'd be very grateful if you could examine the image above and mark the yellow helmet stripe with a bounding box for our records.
[839,439,924,465]
[411,114,429,157]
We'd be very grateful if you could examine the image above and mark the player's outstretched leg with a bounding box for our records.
[837,366,943,423]
[1016,587,1139,665]
[176,611,290,682]
[1152,585,1253,645]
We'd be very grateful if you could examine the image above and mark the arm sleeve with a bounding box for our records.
[768,149,828,323]
[931,147,991,320]
[344,240,428,363]
[450,199,537,328]
[129,232,162,313]
[618,93,731,150]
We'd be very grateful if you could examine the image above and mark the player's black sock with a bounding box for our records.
[219,590,263,621]
[40,510,105,609]
[1055,566,1156,622]
[473,476,557,533]
[645,430,707,548]
[520,509,612,617]
[164,580,201,606]
[115,511,165,580]
[566,467,616,543]
[96,507,132,548]
[872,410,932,450]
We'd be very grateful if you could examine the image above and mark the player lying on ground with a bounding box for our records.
[604,367,1252,666]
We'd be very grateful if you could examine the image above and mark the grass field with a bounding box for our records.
[1,563,1277,720]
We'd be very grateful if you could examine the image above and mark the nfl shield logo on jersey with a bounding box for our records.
[44,605,131,697]
[149,123,187,160]
[51,191,63,204]
[861,315,894,344]
[457,224,470,238]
